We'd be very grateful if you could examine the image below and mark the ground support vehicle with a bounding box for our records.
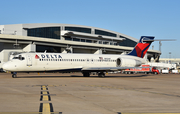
[124,65,159,74]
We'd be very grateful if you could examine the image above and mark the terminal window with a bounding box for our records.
[95,29,117,37]
[64,36,72,41]
[65,27,91,34]
[81,39,85,42]
[119,36,137,47]
[36,45,61,53]
[27,27,60,39]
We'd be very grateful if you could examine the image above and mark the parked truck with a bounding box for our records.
[123,65,159,74]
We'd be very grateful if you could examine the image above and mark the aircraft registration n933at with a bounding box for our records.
[2,36,155,78]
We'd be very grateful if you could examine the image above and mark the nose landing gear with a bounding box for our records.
[11,72,17,78]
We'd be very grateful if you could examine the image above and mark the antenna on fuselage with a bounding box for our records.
[44,50,47,53]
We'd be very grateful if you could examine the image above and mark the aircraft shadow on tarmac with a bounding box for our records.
[16,74,150,78]
[102,75,150,78]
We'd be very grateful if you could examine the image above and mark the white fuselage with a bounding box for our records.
[2,52,146,72]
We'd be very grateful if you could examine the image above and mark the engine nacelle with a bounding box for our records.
[116,58,142,67]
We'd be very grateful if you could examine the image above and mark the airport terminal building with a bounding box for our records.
[0,23,161,68]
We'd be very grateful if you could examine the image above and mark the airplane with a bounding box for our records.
[2,36,155,78]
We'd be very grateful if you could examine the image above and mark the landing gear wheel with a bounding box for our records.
[101,73,105,78]
[83,72,90,77]
[98,73,105,78]
[11,72,17,78]
[12,74,17,78]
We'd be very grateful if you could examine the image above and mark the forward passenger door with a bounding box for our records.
[27,55,32,66]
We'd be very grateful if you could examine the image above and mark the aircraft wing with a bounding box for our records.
[82,67,135,72]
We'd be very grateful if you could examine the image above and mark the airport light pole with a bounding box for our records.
[169,52,171,63]
[159,41,162,52]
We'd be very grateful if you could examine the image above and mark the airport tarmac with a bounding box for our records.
[0,72,180,114]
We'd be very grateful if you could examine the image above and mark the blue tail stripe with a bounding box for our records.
[141,44,150,58]
[129,49,137,56]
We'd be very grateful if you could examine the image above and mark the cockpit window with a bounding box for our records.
[13,55,25,60]
[13,57,19,59]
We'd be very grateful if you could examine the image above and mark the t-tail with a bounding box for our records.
[128,36,155,58]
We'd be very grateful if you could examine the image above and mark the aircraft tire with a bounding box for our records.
[83,72,90,77]
[12,74,17,78]
[101,73,105,78]
[98,73,105,78]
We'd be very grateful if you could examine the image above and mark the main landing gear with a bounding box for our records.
[98,72,105,78]
[82,72,106,78]
[11,72,17,78]
[83,72,90,77]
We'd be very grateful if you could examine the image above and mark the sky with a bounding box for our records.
[0,0,180,58]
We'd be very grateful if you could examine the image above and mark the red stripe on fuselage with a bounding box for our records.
[135,43,150,57]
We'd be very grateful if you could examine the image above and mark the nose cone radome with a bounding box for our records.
[2,62,14,71]
[2,63,9,71]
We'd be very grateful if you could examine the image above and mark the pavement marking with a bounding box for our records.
[43,91,48,95]
[42,85,46,88]
[39,103,54,114]
[43,103,51,114]
[41,85,48,90]
[39,103,43,112]
[38,85,62,113]
[39,85,56,113]
[43,95,49,101]
[41,91,50,95]
[41,87,48,90]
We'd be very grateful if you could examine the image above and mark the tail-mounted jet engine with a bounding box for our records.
[116,58,142,67]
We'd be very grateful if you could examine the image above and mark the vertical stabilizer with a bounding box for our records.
[128,36,154,58]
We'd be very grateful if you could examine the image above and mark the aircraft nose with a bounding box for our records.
[2,63,8,71]
[2,62,11,71]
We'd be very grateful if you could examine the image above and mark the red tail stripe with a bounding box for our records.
[135,43,150,57]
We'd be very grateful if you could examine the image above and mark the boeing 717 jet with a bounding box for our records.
[2,36,155,78]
